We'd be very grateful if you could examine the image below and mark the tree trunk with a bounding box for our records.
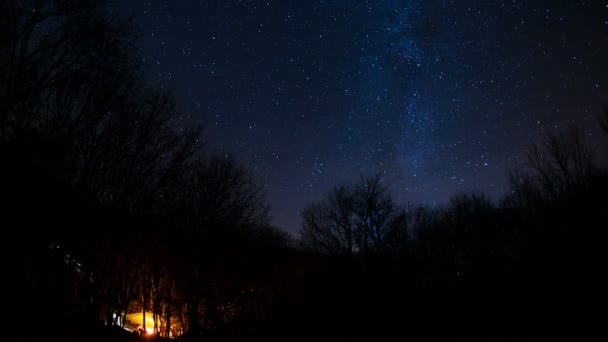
[165,282,172,338]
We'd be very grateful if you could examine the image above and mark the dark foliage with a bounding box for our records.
[297,127,608,341]
[3,1,607,341]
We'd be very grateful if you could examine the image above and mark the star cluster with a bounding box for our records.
[118,1,608,233]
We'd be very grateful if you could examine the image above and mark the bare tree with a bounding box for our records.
[300,185,356,256]
[185,155,271,233]
[353,174,395,255]
[0,0,135,136]
[525,125,596,199]
[300,175,407,256]
[300,202,337,254]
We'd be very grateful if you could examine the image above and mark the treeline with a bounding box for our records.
[296,124,608,340]
[3,1,608,341]
[301,125,606,260]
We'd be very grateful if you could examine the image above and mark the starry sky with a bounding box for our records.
[117,1,608,234]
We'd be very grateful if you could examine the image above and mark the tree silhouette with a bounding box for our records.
[4,1,608,340]
[299,173,421,259]
[505,125,598,209]
[353,174,395,255]
[1,1,286,339]
[300,184,356,256]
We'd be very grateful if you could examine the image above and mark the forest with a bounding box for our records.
[3,1,607,341]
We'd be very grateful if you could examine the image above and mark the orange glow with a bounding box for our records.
[126,312,156,333]
[123,310,181,338]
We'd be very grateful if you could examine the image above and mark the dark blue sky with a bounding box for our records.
[118,0,608,233]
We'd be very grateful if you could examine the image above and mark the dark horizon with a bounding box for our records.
[3,1,608,341]
[119,0,607,233]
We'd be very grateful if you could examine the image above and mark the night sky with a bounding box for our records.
[117,1,608,233]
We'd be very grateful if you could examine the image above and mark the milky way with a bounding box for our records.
[118,1,608,233]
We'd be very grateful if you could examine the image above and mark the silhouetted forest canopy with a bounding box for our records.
[3,1,607,341]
